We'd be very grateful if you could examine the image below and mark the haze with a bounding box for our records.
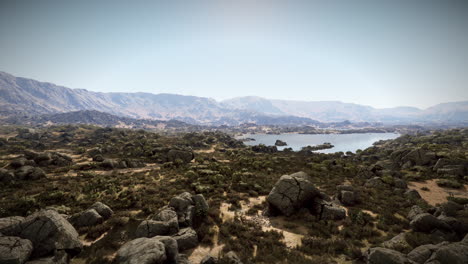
[1,0,468,109]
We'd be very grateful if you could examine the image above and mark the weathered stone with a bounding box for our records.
[136,220,178,238]
[69,209,103,228]
[410,213,450,233]
[339,190,356,205]
[407,244,438,264]
[382,233,412,253]
[404,190,421,200]
[267,172,319,216]
[172,227,198,251]
[367,247,412,264]
[407,206,425,221]
[320,204,346,220]
[89,202,114,219]
[0,236,33,264]
[425,241,468,264]
[1,210,82,258]
[24,250,69,264]
[192,194,209,216]
[115,237,167,264]
[10,158,27,169]
[0,216,24,232]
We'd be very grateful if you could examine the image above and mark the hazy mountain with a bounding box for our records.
[1,71,466,125]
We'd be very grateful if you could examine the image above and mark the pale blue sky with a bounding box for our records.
[1,0,467,108]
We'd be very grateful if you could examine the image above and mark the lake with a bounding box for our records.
[237,133,400,153]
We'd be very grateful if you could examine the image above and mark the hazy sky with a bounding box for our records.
[1,0,467,108]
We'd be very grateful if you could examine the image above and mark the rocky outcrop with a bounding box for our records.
[267,172,320,216]
[274,140,287,146]
[336,185,358,205]
[407,244,439,264]
[0,236,33,264]
[89,202,114,220]
[410,213,450,233]
[169,192,208,227]
[1,210,82,258]
[364,177,385,188]
[14,166,46,180]
[224,251,243,264]
[0,216,24,231]
[382,233,412,253]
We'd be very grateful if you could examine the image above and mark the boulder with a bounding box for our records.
[151,208,179,234]
[382,233,412,253]
[274,140,287,146]
[407,244,438,264]
[407,206,425,221]
[266,172,320,216]
[410,213,450,233]
[425,241,468,264]
[0,216,24,232]
[136,220,178,238]
[101,159,119,169]
[339,190,356,206]
[115,237,167,264]
[89,202,114,219]
[0,236,33,264]
[1,209,82,258]
[169,193,196,227]
[172,227,198,251]
[366,247,412,264]
[320,204,346,221]
[69,209,103,228]
[437,215,467,234]
[401,148,435,166]
[192,194,209,216]
[153,236,178,264]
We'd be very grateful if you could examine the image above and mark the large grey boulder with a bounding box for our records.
[367,247,413,264]
[153,236,178,264]
[407,244,438,264]
[115,237,167,264]
[410,213,450,233]
[320,204,346,221]
[1,210,82,258]
[0,236,33,264]
[404,190,421,200]
[69,209,103,228]
[425,241,468,264]
[89,202,114,220]
[172,227,199,251]
[401,148,435,166]
[266,172,320,216]
[135,219,178,238]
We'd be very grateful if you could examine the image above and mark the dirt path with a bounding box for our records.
[408,179,468,206]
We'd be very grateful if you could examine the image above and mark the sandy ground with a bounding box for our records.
[408,179,468,206]
[194,144,217,154]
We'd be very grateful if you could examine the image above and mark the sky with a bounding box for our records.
[1,0,467,109]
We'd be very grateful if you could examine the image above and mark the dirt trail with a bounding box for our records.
[408,180,468,206]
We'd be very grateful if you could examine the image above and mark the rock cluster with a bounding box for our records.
[266,172,346,220]
[0,209,83,263]
[116,192,209,264]
[69,202,114,228]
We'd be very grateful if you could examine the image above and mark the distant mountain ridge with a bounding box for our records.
[0,71,467,125]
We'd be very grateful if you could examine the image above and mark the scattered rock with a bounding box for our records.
[320,204,346,221]
[366,247,412,264]
[15,166,46,180]
[69,209,103,228]
[224,251,243,264]
[136,220,178,238]
[382,233,412,253]
[267,171,319,216]
[425,240,468,264]
[201,255,218,264]
[407,206,425,221]
[1,209,82,258]
[172,227,198,251]
[0,236,33,264]
[89,202,114,220]
[410,213,450,233]
[274,140,287,146]
[404,190,421,200]
[407,244,438,264]
[365,177,385,188]
[0,216,24,232]
[115,237,167,264]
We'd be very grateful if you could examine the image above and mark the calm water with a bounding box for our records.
[237,133,400,153]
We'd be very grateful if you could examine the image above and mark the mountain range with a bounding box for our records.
[1,71,467,126]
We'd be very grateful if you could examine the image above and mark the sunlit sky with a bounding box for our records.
[1,0,467,108]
